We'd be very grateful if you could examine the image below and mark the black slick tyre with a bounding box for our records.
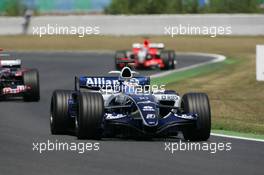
[182,93,211,141]
[76,92,104,139]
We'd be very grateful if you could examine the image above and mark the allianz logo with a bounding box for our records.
[86,78,119,86]
[86,77,141,86]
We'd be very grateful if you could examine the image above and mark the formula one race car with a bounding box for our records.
[50,66,211,141]
[0,52,40,101]
[115,40,176,70]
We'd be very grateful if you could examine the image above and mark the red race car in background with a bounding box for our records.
[115,40,176,70]
[0,49,40,101]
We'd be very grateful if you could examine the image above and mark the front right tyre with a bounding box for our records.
[115,50,127,70]
[182,93,211,141]
[50,90,73,135]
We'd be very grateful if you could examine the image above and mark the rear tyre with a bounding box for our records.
[50,90,73,134]
[76,92,104,139]
[161,50,175,70]
[168,50,176,69]
[23,69,40,101]
[115,50,127,70]
[182,93,211,141]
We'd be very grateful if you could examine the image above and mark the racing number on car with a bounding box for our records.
[146,114,155,119]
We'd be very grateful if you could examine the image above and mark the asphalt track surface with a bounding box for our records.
[0,52,263,175]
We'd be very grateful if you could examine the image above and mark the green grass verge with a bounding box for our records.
[151,58,234,85]
[152,57,264,139]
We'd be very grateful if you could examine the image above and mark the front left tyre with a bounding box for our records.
[23,69,40,101]
[76,92,104,139]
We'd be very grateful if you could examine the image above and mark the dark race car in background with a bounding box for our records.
[0,51,40,101]
[50,66,211,141]
[115,40,176,70]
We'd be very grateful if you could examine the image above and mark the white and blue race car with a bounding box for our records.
[50,66,211,141]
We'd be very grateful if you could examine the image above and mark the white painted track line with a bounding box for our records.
[211,133,264,143]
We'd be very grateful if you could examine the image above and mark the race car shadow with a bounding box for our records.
[100,137,182,142]
[0,97,38,102]
[65,129,184,142]
[0,97,23,102]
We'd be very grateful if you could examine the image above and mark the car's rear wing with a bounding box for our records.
[0,59,21,68]
[75,76,150,90]
[132,43,164,49]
